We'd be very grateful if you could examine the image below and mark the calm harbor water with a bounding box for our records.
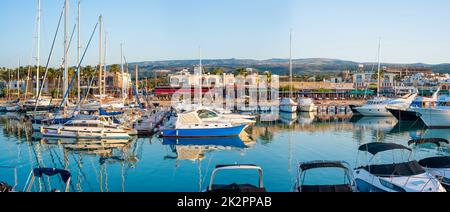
[0,112,448,192]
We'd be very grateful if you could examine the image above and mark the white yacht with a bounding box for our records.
[41,116,131,140]
[415,95,450,128]
[298,98,316,112]
[280,98,298,113]
[355,94,417,117]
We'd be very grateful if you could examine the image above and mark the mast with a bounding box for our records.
[135,65,139,93]
[199,47,203,106]
[18,59,20,98]
[77,0,81,102]
[36,0,41,98]
[103,32,108,97]
[7,68,10,100]
[289,29,293,98]
[63,0,69,110]
[120,43,125,101]
[99,15,103,104]
[377,37,381,97]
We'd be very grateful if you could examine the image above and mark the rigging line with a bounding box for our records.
[74,66,99,114]
[69,152,94,192]
[33,5,64,113]
[48,144,76,191]
[55,21,99,114]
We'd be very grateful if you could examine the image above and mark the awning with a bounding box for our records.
[349,90,375,95]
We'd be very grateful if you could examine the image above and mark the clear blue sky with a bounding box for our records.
[1,0,450,68]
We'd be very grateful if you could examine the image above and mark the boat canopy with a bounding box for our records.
[358,143,411,155]
[408,138,449,147]
[419,156,450,169]
[300,161,348,171]
[361,161,426,177]
[33,168,71,183]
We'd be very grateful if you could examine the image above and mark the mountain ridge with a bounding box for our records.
[127,58,450,77]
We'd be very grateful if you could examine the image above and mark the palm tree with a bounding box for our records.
[109,64,120,74]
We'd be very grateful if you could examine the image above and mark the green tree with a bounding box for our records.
[109,64,121,74]
[209,68,224,75]
[234,68,249,77]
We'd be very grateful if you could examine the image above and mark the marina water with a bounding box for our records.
[0,112,448,192]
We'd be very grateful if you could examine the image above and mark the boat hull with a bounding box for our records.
[387,107,420,121]
[280,105,297,113]
[416,108,450,129]
[41,126,130,140]
[355,107,392,117]
[161,125,246,138]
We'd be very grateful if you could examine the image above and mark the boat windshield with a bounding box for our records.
[197,110,218,119]
[361,161,426,177]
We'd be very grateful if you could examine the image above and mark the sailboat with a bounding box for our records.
[280,30,298,113]
[21,0,56,113]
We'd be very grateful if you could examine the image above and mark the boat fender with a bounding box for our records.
[40,126,44,134]
[57,129,61,135]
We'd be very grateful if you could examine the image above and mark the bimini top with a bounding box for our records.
[408,138,450,147]
[358,143,411,155]
[33,168,71,183]
[361,161,426,177]
[419,156,450,169]
[300,161,348,171]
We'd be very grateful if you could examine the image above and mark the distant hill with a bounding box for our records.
[126,58,450,77]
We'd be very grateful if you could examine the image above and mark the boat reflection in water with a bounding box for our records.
[298,113,316,126]
[162,137,249,161]
[162,137,250,191]
[0,114,139,192]
[351,117,398,132]
[279,112,298,126]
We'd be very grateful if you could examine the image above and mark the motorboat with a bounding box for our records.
[294,161,357,192]
[206,164,266,192]
[190,107,256,126]
[41,116,131,140]
[24,168,71,192]
[354,142,446,192]
[388,91,439,121]
[355,94,417,117]
[409,138,450,190]
[280,98,298,113]
[161,110,247,138]
[415,95,450,128]
[298,98,316,112]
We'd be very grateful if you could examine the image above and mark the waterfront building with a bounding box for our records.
[280,81,355,99]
